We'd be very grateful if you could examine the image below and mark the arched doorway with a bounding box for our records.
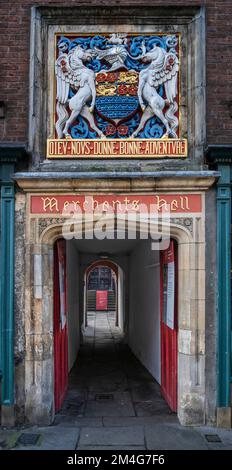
[24,217,205,426]
[53,235,179,415]
[84,259,124,330]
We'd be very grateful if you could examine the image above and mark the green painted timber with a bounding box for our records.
[217,164,231,406]
[0,145,27,410]
[0,182,15,405]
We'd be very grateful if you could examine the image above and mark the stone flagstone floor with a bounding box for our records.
[1,312,232,450]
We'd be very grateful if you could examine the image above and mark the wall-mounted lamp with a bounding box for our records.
[0,101,6,119]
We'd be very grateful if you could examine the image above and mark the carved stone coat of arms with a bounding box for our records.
[48,33,186,158]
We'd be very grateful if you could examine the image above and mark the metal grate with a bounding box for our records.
[17,433,41,446]
[95,393,114,401]
[205,434,222,443]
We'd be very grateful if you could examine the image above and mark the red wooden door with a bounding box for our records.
[96,290,108,310]
[160,240,178,412]
[54,239,68,412]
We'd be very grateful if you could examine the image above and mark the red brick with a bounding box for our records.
[0,0,231,144]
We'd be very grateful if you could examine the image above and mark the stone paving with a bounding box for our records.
[0,312,232,450]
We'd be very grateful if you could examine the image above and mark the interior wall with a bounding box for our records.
[128,240,161,383]
[66,241,80,371]
[118,265,124,331]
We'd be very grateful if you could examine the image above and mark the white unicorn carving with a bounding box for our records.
[131,45,179,138]
[55,43,104,139]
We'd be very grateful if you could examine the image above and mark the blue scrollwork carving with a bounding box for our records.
[138,118,165,139]
[57,36,70,53]
[89,35,108,49]
[165,35,178,48]
[69,37,91,50]
[70,116,98,139]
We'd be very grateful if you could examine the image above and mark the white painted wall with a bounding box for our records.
[128,241,161,383]
[118,265,124,331]
[66,241,80,371]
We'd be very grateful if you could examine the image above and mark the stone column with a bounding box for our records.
[24,242,55,425]
[177,219,206,426]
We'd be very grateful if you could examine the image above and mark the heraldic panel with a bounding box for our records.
[47,33,187,159]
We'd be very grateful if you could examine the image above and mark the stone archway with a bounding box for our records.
[22,214,205,426]
[84,259,119,327]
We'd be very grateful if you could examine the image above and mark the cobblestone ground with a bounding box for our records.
[1,312,232,450]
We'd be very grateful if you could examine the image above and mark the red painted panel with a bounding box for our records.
[160,240,178,412]
[31,194,202,215]
[54,240,68,412]
[96,290,108,311]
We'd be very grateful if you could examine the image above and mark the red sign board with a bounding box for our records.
[30,194,202,214]
[96,291,108,311]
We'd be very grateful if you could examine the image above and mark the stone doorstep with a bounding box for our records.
[216,407,232,429]
[0,431,21,450]
[1,421,232,450]
[14,427,80,451]
[78,425,144,447]
[77,446,146,450]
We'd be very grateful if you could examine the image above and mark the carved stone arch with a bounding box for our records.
[25,214,205,426]
[38,214,193,243]
[86,259,119,278]
[39,222,65,245]
[84,258,121,327]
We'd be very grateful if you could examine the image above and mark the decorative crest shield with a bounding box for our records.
[95,70,139,137]
[47,33,187,158]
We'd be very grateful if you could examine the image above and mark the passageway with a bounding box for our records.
[55,311,173,424]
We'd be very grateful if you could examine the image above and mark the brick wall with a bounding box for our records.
[0,1,231,145]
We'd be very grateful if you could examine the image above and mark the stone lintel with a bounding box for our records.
[36,5,202,25]
[14,172,219,193]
